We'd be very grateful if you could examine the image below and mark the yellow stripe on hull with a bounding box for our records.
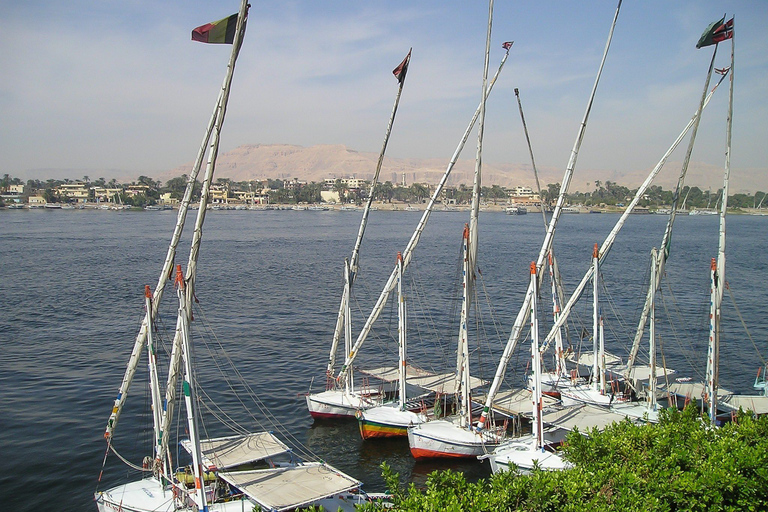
[358,420,407,439]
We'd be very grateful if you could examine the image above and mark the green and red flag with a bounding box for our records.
[696,16,734,49]
[192,13,238,44]
[393,49,412,84]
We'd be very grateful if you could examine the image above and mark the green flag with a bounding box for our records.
[696,17,734,49]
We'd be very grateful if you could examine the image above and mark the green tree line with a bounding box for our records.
[2,172,766,209]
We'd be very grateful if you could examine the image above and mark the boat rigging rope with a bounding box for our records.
[109,443,151,472]
[726,283,766,366]
[189,301,321,462]
[659,283,706,381]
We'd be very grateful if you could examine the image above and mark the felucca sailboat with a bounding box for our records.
[407,0,507,459]
[95,5,371,511]
[480,263,570,473]
[306,49,413,420]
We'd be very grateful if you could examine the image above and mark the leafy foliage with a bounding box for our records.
[372,407,768,511]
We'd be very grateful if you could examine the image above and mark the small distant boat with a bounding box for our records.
[144,205,162,211]
[44,203,62,209]
[505,206,527,215]
[561,206,580,214]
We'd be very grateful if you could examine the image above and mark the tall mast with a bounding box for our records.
[336,47,512,382]
[514,87,546,229]
[454,0,493,430]
[625,47,719,376]
[549,251,566,376]
[538,71,728,359]
[397,253,407,410]
[456,225,472,428]
[707,18,734,424]
[327,50,412,378]
[104,55,232,442]
[145,286,166,477]
[530,262,543,450]
[648,249,658,412]
[592,244,601,393]
[477,0,623,431]
[159,0,250,469]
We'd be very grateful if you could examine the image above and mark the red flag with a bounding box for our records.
[696,17,733,49]
[502,41,514,50]
[393,49,412,84]
[192,13,238,44]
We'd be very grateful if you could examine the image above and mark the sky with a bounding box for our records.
[1,1,766,191]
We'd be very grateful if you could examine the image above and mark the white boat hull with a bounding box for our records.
[407,417,502,459]
[306,388,384,419]
[483,435,570,474]
[94,476,247,512]
[95,475,377,512]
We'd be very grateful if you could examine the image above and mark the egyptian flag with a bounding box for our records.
[192,13,238,44]
[393,49,412,84]
[696,17,734,49]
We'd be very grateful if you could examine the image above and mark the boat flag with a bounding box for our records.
[192,13,239,44]
[696,16,734,49]
[502,41,514,50]
[393,49,412,84]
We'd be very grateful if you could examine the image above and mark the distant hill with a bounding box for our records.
[160,143,744,193]
[161,143,551,189]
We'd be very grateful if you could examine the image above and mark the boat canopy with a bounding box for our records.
[476,388,557,417]
[219,462,361,512]
[181,432,290,469]
[719,395,768,415]
[360,365,486,394]
[541,403,637,433]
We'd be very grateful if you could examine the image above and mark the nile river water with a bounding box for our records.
[1,207,766,511]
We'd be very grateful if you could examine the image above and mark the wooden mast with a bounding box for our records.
[336,47,512,382]
[478,0,623,431]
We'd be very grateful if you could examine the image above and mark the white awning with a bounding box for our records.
[360,365,486,393]
[541,403,633,432]
[475,388,557,417]
[180,432,290,469]
[219,462,361,511]
[717,394,768,415]
[567,351,625,371]
[663,381,732,400]
[625,364,677,381]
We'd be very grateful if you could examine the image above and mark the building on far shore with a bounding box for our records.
[56,182,90,203]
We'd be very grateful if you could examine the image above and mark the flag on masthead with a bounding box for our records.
[696,16,734,49]
[192,13,239,44]
[393,49,412,84]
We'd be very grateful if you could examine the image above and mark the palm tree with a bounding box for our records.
[333,179,349,204]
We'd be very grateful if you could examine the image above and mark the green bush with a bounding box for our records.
[367,406,768,511]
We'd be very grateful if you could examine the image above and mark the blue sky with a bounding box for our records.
[1,1,766,191]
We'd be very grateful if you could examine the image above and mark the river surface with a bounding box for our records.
[1,208,766,511]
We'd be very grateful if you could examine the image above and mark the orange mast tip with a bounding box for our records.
[174,264,184,288]
[530,261,536,274]
[593,243,599,258]
[144,285,152,298]
[711,257,717,271]
[396,251,403,263]
[462,223,469,239]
